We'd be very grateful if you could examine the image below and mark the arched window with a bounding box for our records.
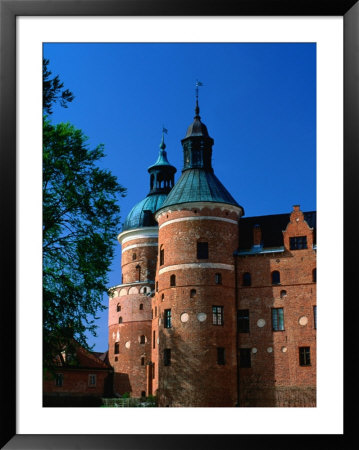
[114,342,119,354]
[215,273,222,284]
[272,271,280,285]
[242,272,251,286]
[119,317,123,324]
[132,253,136,261]
[161,293,164,302]
[280,290,287,298]
[139,303,143,310]
[117,303,121,312]
[141,357,145,366]
[312,268,316,282]
[141,391,146,398]
[170,274,176,287]
[140,335,145,344]
[190,289,196,298]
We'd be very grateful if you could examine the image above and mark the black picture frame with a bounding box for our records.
[1,1,357,448]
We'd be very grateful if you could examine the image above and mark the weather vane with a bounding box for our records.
[195,80,204,103]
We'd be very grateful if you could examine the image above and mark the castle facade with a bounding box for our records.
[108,101,316,407]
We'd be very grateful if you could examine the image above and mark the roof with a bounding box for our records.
[158,168,241,210]
[238,211,316,250]
[183,116,211,139]
[122,193,167,231]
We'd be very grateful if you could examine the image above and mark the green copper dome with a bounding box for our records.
[160,169,239,207]
[122,194,167,231]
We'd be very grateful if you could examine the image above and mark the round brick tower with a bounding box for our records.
[108,134,176,397]
[153,100,244,406]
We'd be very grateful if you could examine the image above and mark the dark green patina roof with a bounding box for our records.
[159,169,240,208]
[148,135,174,170]
[122,193,167,231]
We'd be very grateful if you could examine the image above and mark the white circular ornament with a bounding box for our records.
[257,319,266,328]
[197,313,207,322]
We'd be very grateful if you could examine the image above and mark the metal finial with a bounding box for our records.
[195,80,203,117]
[160,126,168,150]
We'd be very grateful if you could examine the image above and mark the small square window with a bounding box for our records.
[164,348,171,366]
[238,310,250,333]
[164,309,172,328]
[212,306,224,325]
[272,308,284,331]
[239,349,251,368]
[290,236,308,250]
[55,373,63,387]
[299,347,311,366]
[114,342,119,354]
[88,374,96,386]
[217,347,225,365]
[197,242,208,259]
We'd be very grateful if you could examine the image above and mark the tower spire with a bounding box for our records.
[195,80,203,118]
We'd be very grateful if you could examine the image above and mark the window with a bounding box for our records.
[170,274,176,287]
[152,363,155,379]
[140,335,146,344]
[115,356,118,362]
[215,273,222,284]
[272,308,284,331]
[136,264,141,282]
[88,374,96,387]
[153,331,156,349]
[141,391,146,398]
[313,306,317,329]
[161,293,164,302]
[290,236,308,250]
[217,347,225,365]
[164,309,172,328]
[239,349,251,368]
[197,241,209,259]
[132,253,136,260]
[271,270,280,285]
[141,357,145,366]
[237,309,250,333]
[114,342,119,354]
[299,347,311,366]
[55,373,63,387]
[160,247,164,266]
[164,349,171,366]
[119,317,122,324]
[242,272,251,286]
[280,290,287,298]
[155,306,157,317]
[212,306,224,325]
[117,304,121,312]
[143,287,147,294]
[190,289,196,298]
[156,281,158,292]
[312,268,316,282]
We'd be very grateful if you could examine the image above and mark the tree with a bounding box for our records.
[43,58,75,114]
[43,61,126,369]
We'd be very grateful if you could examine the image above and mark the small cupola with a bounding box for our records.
[181,88,214,172]
[147,132,177,195]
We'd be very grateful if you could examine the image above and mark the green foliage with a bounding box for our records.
[121,392,131,398]
[43,120,126,368]
[43,58,75,114]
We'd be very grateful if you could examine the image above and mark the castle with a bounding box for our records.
[108,99,316,407]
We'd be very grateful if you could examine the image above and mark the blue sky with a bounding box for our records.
[43,43,316,351]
